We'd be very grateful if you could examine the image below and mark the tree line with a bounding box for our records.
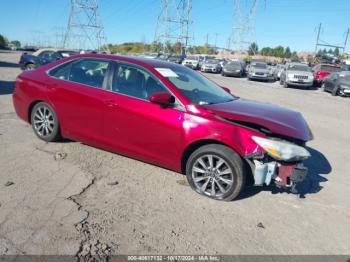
[106,41,217,55]
[248,42,342,60]
[248,42,299,60]
[0,34,21,49]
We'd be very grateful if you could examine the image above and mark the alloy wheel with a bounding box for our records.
[33,105,55,137]
[191,154,234,198]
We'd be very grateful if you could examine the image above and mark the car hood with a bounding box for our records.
[287,70,313,76]
[202,99,313,142]
[225,66,241,71]
[251,68,269,74]
[184,59,198,63]
[203,63,219,67]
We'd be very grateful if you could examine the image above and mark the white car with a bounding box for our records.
[280,63,314,88]
[182,56,200,70]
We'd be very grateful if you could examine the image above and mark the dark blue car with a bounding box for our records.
[19,49,78,70]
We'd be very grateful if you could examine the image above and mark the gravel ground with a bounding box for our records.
[0,51,349,258]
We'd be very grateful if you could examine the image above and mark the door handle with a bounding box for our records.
[104,99,118,108]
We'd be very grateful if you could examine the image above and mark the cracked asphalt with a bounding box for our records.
[0,51,350,257]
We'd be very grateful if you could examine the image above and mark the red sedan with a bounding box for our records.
[13,54,313,201]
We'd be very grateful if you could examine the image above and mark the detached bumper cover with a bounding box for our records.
[252,160,308,188]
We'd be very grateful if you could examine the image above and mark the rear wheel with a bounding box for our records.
[30,102,61,142]
[186,144,245,201]
[25,63,36,71]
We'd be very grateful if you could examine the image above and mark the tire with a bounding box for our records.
[25,63,36,71]
[331,87,339,96]
[283,81,288,88]
[185,144,245,201]
[30,102,61,142]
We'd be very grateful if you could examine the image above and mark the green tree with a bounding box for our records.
[0,34,8,49]
[248,42,258,55]
[273,45,284,58]
[334,47,340,56]
[290,51,299,61]
[284,47,291,58]
[10,40,21,48]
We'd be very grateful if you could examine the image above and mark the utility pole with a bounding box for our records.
[154,0,192,55]
[206,33,209,46]
[230,0,258,54]
[344,28,349,54]
[64,0,108,51]
[214,33,219,51]
[314,23,322,55]
[314,23,348,56]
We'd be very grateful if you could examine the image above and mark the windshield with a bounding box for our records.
[206,59,220,64]
[320,65,339,72]
[163,66,236,105]
[187,56,198,60]
[227,62,241,68]
[252,62,267,69]
[288,65,311,72]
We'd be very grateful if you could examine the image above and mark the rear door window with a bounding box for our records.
[69,59,110,88]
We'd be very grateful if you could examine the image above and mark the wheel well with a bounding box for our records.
[181,139,226,174]
[28,100,43,124]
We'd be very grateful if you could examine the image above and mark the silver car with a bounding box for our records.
[280,63,314,88]
[200,59,222,73]
[273,64,285,80]
[182,56,201,70]
[247,61,272,81]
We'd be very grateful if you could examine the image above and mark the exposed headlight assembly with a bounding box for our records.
[252,136,310,162]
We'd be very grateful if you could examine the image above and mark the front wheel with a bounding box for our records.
[31,102,61,142]
[186,144,245,201]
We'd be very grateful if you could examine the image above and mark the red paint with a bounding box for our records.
[13,54,312,173]
[314,70,330,81]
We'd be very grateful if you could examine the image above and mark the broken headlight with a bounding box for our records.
[252,136,310,162]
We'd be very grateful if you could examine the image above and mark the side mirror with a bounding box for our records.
[150,92,175,106]
[221,86,231,94]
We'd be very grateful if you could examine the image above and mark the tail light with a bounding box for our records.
[315,70,329,80]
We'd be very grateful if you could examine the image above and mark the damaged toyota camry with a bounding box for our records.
[13,54,313,201]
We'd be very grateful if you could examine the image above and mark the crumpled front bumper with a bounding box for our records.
[247,158,308,191]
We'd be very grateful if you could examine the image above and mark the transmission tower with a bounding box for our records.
[230,0,258,54]
[63,0,108,51]
[154,0,192,54]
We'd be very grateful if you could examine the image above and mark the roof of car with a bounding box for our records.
[72,53,183,69]
[32,48,77,56]
[32,48,60,56]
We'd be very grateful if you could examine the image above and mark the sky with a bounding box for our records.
[0,0,349,52]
